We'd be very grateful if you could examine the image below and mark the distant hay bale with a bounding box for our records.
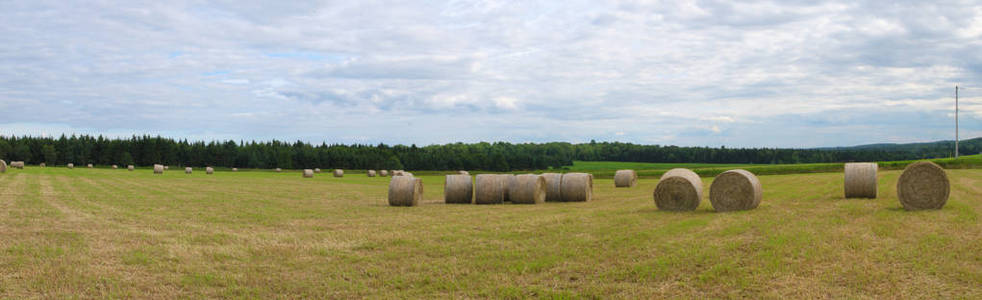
[275,168,282,172]
[510,174,546,204]
[0,160,6,173]
[614,169,638,188]
[459,170,469,175]
[185,167,192,174]
[112,165,118,169]
[87,163,93,168]
[444,174,473,204]
[541,173,563,202]
[474,174,505,204]
[68,163,74,169]
[500,174,517,202]
[303,169,314,178]
[402,172,414,177]
[388,176,423,206]
[392,170,403,176]
[709,169,762,212]
[560,173,593,202]
[153,164,163,174]
[11,161,24,169]
[334,169,344,177]
[368,170,377,177]
[231,167,238,172]
[653,168,703,211]
[128,165,134,171]
[897,161,949,210]
[844,162,877,198]
[39,162,45,168]
[314,168,321,173]
[164,165,169,170]
[380,170,389,177]
[206,167,214,175]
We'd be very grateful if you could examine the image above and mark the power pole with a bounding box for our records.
[955,85,959,158]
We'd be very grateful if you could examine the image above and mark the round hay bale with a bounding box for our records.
[164,165,169,170]
[67,163,74,169]
[709,169,762,212]
[500,174,517,202]
[474,174,505,204]
[232,167,238,172]
[11,161,24,169]
[334,169,344,177]
[153,164,163,174]
[540,173,563,202]
[560,173,592,202]
[206,167,214,175]
[653,168,703,211]
[459,170,469,175]
[368,170,376,177]
[388,176,422,206]
[844,162,877,198]
[303,169,314,178]
[39,162,46,168]
[510,174,546,204]
[128,165,134,171]
[444,174,473,204]
[112,164,118,169]
[185,167,193,174]
[614,169,638,188]
[0,160,6,173]
[314,168,321,173]
[275,168,282,172]
[897,161,949,210]
[380,170,389,177]
[87,163,93,168]
[403,172,414,177]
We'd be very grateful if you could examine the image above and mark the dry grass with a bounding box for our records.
[0,168,980,298]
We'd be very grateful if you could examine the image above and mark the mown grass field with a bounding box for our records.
[1,166,981,298]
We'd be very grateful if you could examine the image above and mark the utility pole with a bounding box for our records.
[955,85,959,158]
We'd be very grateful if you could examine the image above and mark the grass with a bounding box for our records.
[0,166,981,298]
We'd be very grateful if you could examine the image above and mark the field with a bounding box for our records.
[1,166,981,298]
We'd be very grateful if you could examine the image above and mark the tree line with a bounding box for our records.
[0,135,970,171]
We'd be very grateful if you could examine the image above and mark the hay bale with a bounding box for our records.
[275,168,282,172]
[614,169,638,188]
[380,170,389,177]
[206,167,214,175]
[709,169,762,212]
[510,174,546,204]
[39,162,46,168]
[232,167,238,172]
[153,164,163,174]
[314,168,321,173]
[368,170,377,177]
[653,168,703,211]
[403,172,414,177]
[388,176,422,206]
[844,162,877,198]
[560,173,593,202]
[0,160,6,173]
[500,174,517,202]
[444,174,473,204]
[303,169,314,178]
[540,173,563,202]
[128,165,134,171]
[112,164,118,169]
[67,163,74,169]
[474,174,505,204]
[897,161,949,210]
[11,161,24,169]
[334,169,344,177]
[459,170,469,175]
[185,167,193,174]
[164,165,169,170]
[87,163,93,168]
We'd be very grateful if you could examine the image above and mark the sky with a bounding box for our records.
[1,0,981,148]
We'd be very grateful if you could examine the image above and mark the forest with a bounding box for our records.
[0,135,975,171]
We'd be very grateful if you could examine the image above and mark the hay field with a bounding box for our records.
[1,167,980,298]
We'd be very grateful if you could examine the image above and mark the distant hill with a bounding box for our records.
[814,137,981,156]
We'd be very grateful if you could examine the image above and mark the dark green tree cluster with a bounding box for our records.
[0,135,973,171]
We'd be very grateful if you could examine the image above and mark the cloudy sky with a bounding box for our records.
[1,1,981,148]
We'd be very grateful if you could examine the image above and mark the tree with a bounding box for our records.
[13,144,31,163]
[42,144,57,164]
